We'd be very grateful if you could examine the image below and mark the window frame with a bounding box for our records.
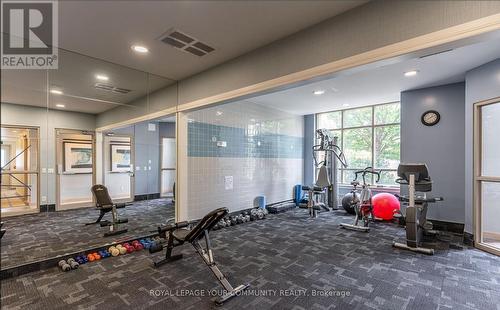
[315,101,400,187]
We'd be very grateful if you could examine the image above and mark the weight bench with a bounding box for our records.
[150,207,249,305]
[87,184,129,237]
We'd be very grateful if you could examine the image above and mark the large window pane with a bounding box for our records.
[378,170,398,186]
[343,107,372,128]
[481,182,500,246]
[481,102,500,177]
[343,127,372,169]
[343,169,374,185]
[375,103,400,125]
[317,111,341,129]
[374,125,400,169]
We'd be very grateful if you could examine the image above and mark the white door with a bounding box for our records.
[56,129,95,210]
[103,135,134,202]
[474,99,500,256]
[161,137,176,197]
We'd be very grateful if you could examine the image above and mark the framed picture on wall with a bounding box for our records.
[63,142,93,173]
[110,144,131,172]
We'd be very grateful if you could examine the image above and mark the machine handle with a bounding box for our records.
[354,167,381,184]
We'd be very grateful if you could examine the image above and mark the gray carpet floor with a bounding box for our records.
[1,199,174,269]
[1,209,500,310]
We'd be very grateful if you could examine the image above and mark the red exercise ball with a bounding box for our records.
[372,193,400,220]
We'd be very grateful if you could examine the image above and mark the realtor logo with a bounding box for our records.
[1,0,58,69]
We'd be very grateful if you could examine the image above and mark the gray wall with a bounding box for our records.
[159,122,176,138]
[303,114,315,185]
[400,82,466,223]
[95,1,500,128]
[0,103,96,204]
[112,121,175,196]
[464,58,500,233]
[114,122,161,196]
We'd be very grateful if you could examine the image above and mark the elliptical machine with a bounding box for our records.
[392,163,443,255]
[302,129,347,218]
[340,167,380,232]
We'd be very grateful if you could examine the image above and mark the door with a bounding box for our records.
[474,98,500,256]
[103,135,134,202]
[161,137,176,198]
[56,129,95,210]
[0,126,40,216]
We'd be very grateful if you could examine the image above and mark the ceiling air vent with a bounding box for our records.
[94,83,131,94]
[158,29,215,57]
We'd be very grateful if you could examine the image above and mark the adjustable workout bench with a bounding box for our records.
[150,207,249,305]
[87,184,129,237]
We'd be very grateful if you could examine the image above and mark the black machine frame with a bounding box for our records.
[150,207,249,305]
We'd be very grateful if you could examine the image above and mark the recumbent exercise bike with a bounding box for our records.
[393,163,443,255]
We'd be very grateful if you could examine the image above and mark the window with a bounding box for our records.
[316,102,400,186]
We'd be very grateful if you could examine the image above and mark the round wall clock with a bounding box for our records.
[421,110,440,126]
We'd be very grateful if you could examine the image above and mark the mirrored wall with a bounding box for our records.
[0,48,177,269]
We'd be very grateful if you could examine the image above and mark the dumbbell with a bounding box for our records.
[123,243,134,253]
[236,214,244,224]
[98,250,109,258]
[149,241,163,253]
[108,246,120,256]
[116,244,127,255]
[256,209,264,220]
[58,260,71,272]
[75,256,83,264]
[230,216,238,225]
[244,215,250,222]
[139,239,150,249]
[132,240,144,250]
[75,255,85,264]
[93,252,101,260]
[67,258,80,269]
[218,220,226,228]
[212,222,220,230]
[87,253,96,262]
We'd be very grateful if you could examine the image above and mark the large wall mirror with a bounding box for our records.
[1,48,177,270]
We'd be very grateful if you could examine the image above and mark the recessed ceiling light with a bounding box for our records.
[216,111,223,116]
[12,130,17,133]
[250,118,256,122]
[96,74,109,81]
[50,89,63,95]
[131,45,149,53]
[55,104,65,108]
[313,90,325,96]
[404,70,418,77]
[342,103,350,107]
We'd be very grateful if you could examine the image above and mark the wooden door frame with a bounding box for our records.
[473,96,500,256]
[0,124,40,215]
[160,136,176,198]
[102,133,135,203]
[55,128,96,211]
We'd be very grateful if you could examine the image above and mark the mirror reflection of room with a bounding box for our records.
[1,127,39,216]
[0,47,177,269]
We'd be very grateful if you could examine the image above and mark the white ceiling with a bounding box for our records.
[1,49,174,114]
[250,37,500,115]
[57,0,367,80]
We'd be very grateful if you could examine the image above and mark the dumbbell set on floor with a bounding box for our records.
[57,238,156,272]
[213,208,268,230]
